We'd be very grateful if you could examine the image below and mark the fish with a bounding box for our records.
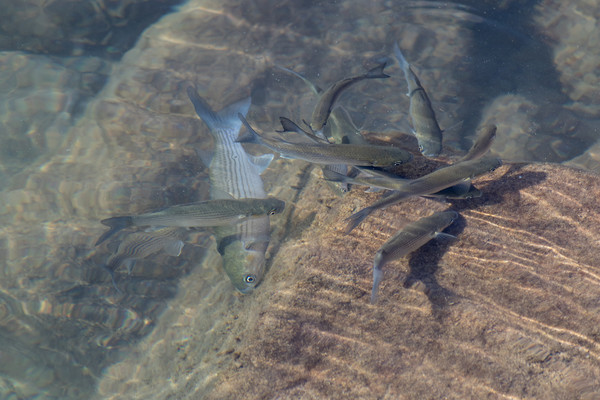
[458,124,497,162]
[324,170,482,199]
[275,66,374,195]
[104,227,185,292]
[187,86,274,293]
[95,197,285,246]
[345,157,502,233]
[310,62,390,133]
[393,42,443,157]
[274,65,368,145]
[371,210,458,303]
[328,105,368,145]
[237,114,412,167]
[277,112,366,195]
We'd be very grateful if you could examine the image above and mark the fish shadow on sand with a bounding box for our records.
[398,164,547,317]
[442,163,548,212]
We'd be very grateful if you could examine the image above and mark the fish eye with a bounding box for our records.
[418,144,424,152]
[268,208,277,215]
[393,161,402,166]
[244,274,256,284]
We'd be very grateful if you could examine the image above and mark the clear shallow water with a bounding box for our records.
[0,0,599,398]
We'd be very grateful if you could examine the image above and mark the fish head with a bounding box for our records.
[416,139,442,157]
[437,210,459,229]
[372,149,412,167]
[219,236,269,294]
[264,198,286,216]
[471,157,503,178]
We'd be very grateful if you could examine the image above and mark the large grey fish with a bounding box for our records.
[458,124,497,162]
[238,114,412,167]
[104,227,184,291]
[393,42,443,157]
[345,157,502,233]
[96,197,285,246]
[311,62,390,133]
[187,86,274,293]
[371,210,458,303]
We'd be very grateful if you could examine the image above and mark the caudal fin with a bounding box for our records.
[371,267,384,304]
[344,206,374,234]
[236,114,263,144]
[392,42,409,70]
[186,86,251,133]
[95,216,134,246]
[365,61,391,79]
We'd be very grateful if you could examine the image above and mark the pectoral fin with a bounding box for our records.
[163,239,184,257]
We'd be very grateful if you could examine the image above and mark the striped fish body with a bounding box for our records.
[131,198,284,227]
[187,87,273,293]
[107,227,184,274]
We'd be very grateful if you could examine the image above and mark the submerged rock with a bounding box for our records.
[1,0,600,399]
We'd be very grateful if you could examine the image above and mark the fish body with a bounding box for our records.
[325,170,481,199]
[105,227,184,290]
[371,210,458,302]
[187,87,274,293]
[459,124,497,162]
[238,115,412,167]
[275,66,369,146]
[328,105,368,145]
[310,62,390,133]
[96,198,285,246]
[393,43,443,157]
[345,157,502,232]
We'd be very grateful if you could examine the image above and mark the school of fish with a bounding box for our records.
[95,42,501,301]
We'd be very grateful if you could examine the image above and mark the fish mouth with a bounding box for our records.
[236,285,257,294]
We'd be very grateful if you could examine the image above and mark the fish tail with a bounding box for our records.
[371,266,384,304]
[100,264,123,294]
[274,64,322,95]
[392,42,410,71]
[321,167,350,183]
[366,61,391,79]
[277,117,306,134]
[236,114,262,144]
[186,86,251,132]
[95,216,134,246]
[344,206,374,234]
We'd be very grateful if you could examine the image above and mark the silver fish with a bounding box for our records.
[324,170,481,199]
[275,66,368,145]
[310,62,390,133]
[238,114,412,167]
[328,105,368,145]
[187,86,274,293]
[275,66,372,195]
[371,210,458,303]
[104,227,184,291]
[345,157,502,233]
[459,124,497,162]
[96,198,285,246]
[276,116,357,195]
[393,42,443,157]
